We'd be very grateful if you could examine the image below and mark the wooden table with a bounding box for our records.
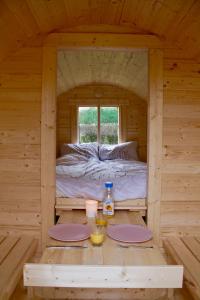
[24,211,183,299]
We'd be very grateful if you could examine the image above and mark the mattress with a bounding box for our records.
[56,155,147,201]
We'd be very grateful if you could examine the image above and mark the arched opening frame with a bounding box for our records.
[41,33,163,249]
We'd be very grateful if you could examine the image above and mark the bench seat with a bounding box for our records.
[164,236,200,300]
[0,234,37,300]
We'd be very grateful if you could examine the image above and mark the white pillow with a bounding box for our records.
[99,141,139,161]
[60,142,99,159]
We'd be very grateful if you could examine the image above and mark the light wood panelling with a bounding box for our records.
[41,46,57,249]
[1,0,200,63]
[25,264,182,288]
[0,227,41,255]
[42,33,163,248]
[0,37,199,256]
[161,202,200,228]
[56,84,147,161]
[0,46,42,254]
[57,49,148,100]
[24,211,183,300]
[147,49,163,245]
[0,235,37,299]
[164,237,200,300]
[13,284,191,300]
[0,2,199,273]
[0,212,41,227]
[161,57,200,238]
[46,32,162,49]
[0,29,199,263]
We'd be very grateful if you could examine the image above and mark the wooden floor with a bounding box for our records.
[11,279,192,300]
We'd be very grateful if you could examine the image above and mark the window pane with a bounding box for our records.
[100,107,119,144]
[78,107,98,143]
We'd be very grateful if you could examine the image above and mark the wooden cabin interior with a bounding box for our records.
[0,1,200,299]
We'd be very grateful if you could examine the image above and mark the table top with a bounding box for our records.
[43,210,165,266]
[24,211,183,289]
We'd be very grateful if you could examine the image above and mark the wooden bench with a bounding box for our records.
[0,234,37,300]
[164,236,200,300]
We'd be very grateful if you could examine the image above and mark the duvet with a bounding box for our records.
[56,153,147,201]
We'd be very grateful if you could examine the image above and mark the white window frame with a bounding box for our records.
[77,105,120,144]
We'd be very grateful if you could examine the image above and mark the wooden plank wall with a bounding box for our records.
[161,57,200,239]
[57,84,147,161]
[0,47,42,253]
[0,45,200,252]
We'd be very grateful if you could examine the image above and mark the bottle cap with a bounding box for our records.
[105,182,113,188]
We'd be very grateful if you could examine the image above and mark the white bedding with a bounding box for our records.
[56,153,147,201]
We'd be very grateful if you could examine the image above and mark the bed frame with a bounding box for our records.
[55,197,147,216]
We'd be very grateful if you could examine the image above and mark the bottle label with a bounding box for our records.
[103,198,114,216]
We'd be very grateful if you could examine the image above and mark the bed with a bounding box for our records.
[56,142,147,215]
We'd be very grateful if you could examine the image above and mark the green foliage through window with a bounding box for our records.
[78,106,119,144]
[79,107,98,124]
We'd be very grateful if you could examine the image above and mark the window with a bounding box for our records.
[78,106,119,144]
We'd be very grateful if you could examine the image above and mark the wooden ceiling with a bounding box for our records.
[57,50,148,99]
[1,0,200,63]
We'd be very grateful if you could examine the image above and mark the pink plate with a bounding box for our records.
[107,224,152,243]
[48,224,91,242]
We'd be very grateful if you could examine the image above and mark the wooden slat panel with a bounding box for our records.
[164,104,200,119]
[0,228,41,253]
[0,0,200,66]
[0,45,42,253]
[162,175,200,202]
[147,49,163,245]
[164,59,200,75]
[0,1,29,63]
[0,235,37,299]
[27,0,67,32]
[0,48,42,74]
[163,145,200,162]
[1,0,200,62]
[164,237,200,299]
[0,144,40,159]
[0,89,41,102]
[0,158,40,172]
[24,264,183,288]
[164,77,200,91]
[57,50,148,100]
[0,185,40,201]
[2,0,39,37]
[32,286,167,300]
[41,46,57,249]
[0,74,41,89]
[161,202,200,228]
[161,56,200,238]
[0,236,6,244]
[63,0,125,26]
[0,212,41,226]
[161,161,200,175]
[181,237,200,263]
[0,236,35,289]
[161,226,200,238]
[0,172,40,185]
[0,236,19,264]
[45,33,162,49]
[164,237,200,287]
[55,197,146,212]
